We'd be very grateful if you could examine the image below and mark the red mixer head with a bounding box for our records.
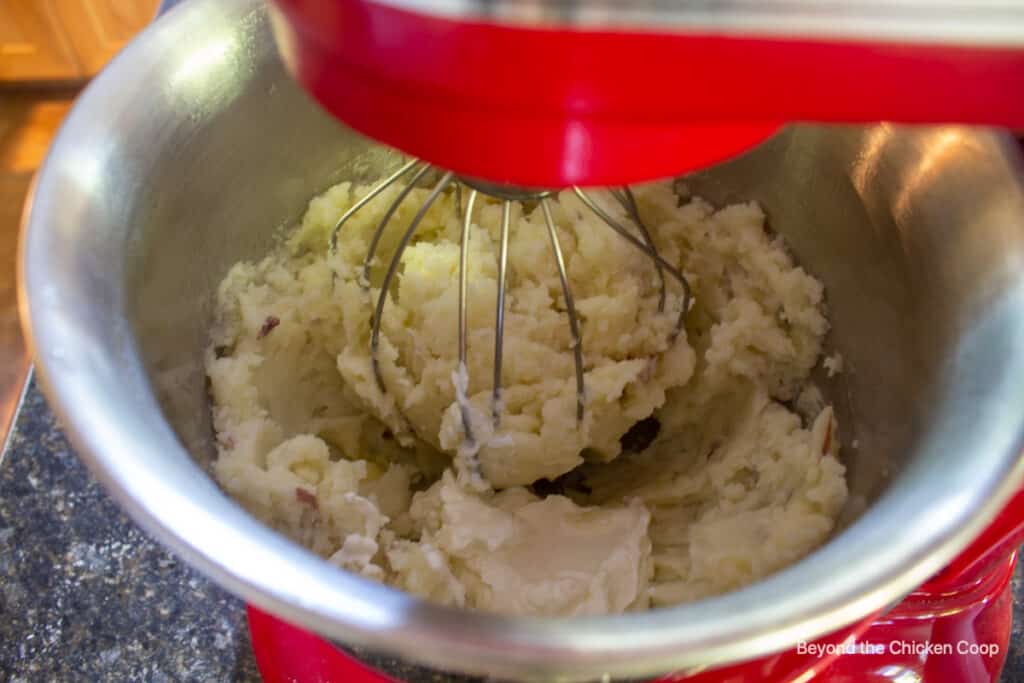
[269,0,1024,187]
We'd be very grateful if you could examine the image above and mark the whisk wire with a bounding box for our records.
[573,188,691,342]
[457,190,478,443]
[493,200,511,427]
[363,163,433,287]
[370,171,455,397]
[541,198,586,424]
[330,159,420,253]
[612,187,668,313]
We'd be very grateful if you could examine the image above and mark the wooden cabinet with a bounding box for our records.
[52,0,159,76]
[0,1,81,81]
[0,0,159,83]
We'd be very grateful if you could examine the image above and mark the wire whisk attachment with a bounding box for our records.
[329,160,692,445]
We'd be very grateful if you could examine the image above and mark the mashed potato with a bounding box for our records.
[206,176,847,615]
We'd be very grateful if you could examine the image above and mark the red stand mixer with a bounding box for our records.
[249,494,1024,682]
[266,0,1024,187]
[248,2,1024,681]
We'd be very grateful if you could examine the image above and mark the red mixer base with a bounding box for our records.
[247,552,1016,683]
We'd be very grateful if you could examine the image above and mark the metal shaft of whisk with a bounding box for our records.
[540,198,585,424]
[492,200,511,428]
[574,188,691,342]
[612,187,667,313]
[457,189,477,444]
[370,171,455,396]
[330,158,420,253]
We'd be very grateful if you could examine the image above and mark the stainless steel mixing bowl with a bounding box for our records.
[17,0,1024,680]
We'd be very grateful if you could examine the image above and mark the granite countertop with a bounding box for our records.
[0,376,473,683]
[0,378,260,682]
[3,375,1024,682]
